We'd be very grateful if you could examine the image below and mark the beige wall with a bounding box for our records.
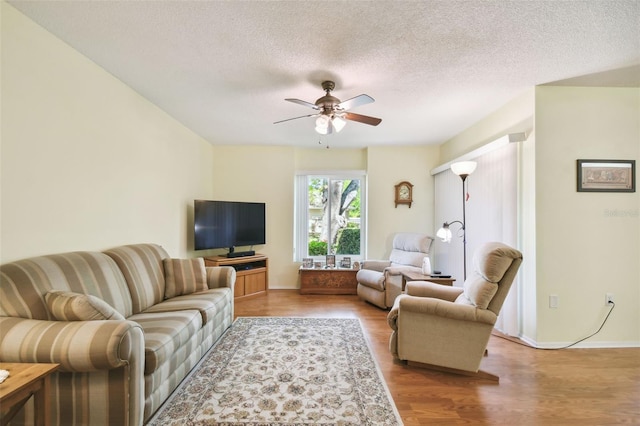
[208,145,297,289]
[535,86,639,346]
[439,90,535,163]
[1,2,214,261]
[365,145,440,260]
[206,146,440,289]
[439,85,639,346]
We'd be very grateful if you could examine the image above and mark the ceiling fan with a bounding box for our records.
[274,81,382,135]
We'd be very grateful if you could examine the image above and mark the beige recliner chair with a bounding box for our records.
[387,241,522,381]
[356,233,434,309]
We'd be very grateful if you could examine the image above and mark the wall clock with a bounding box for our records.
[394,181,414,208]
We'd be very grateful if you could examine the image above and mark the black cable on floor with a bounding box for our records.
[491,301,615,350]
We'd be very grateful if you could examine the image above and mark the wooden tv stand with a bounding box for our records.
[203,254,268,299]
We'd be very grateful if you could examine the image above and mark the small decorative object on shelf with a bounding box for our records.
[302,258,313,268]
[340,257,351,269]
[352,261,360,270]
[325,254,336,268]
[314,261,323,269]
[422,257,432,275]
[394,181,414,208]
[0,369,9,384]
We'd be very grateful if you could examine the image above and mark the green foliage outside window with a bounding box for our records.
[308,240,328,256]
[306,177,361,257]
[336,228,360,255]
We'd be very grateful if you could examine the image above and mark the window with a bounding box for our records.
[294,172,366,261]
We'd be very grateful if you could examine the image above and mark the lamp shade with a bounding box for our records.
[451,161,477,176]
[436,226,452,243]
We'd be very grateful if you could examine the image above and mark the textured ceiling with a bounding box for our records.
[8,0,640,148]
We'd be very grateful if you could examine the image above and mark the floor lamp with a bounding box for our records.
[436,161,477,280]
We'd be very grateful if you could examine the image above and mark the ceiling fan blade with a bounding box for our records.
[273,113,319,124]
[285,98,319,109]
[344,112,382,126]
[338,94,374,111]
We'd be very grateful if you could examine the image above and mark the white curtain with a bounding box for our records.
[434,142,519,334]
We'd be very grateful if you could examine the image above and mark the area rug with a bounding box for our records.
[147,317,403,425]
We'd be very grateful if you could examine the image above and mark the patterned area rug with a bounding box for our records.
[147,317,403,425]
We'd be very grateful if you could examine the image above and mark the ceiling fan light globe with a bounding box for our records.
[315,115,330,127]
[332,115,346,132]
[315,124,329,135]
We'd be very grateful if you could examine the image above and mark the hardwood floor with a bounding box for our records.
[235,290,640,425]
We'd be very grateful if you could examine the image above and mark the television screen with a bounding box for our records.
[194,200,266,251]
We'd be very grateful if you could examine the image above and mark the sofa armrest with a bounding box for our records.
[0,317,144,372]
[205,266,236,290]
[406,281,463,301]
[360,260,391,273]
[398,295,497,325]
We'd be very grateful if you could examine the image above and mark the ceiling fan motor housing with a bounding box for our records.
[316,81,340,114]
[321,80,335,92]
[315,95,341,113]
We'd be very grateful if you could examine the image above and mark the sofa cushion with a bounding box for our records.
[104,244,169,314]
[143,288,231,325]
[163,258,207,298]
[473,243,519,283]
[128,310,202,374]
[45,290,125,321]
[0,251,133,320]
[461,274,498,309]
[389,233,434,267]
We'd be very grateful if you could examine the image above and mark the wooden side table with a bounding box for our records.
[299,267,358,295]
[0,362,59,426]
[400,271,455,291]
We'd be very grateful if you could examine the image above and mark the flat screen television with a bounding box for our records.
[194,200,266,253]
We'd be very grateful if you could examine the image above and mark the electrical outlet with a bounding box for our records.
[606,293,615,305]
[549,294,559,309]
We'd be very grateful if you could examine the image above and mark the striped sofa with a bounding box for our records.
[0,243,236,426]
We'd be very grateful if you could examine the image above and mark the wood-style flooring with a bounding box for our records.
[235,290,640,425]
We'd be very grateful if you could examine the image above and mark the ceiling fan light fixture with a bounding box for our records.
[277,81,381,136]
[315,115,330,134]
[332,115,346,132]
[315,124,329,135]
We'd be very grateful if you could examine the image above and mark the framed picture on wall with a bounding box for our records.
[577,159,636,192]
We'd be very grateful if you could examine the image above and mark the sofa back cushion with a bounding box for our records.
[104,244,169,314]
[163,258,207,298]
[455,242,523,313]
[458,274,498,309]
[0,252,133,320]
[389,233,434,268]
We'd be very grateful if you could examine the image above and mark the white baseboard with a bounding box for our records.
[515,334,640,349]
